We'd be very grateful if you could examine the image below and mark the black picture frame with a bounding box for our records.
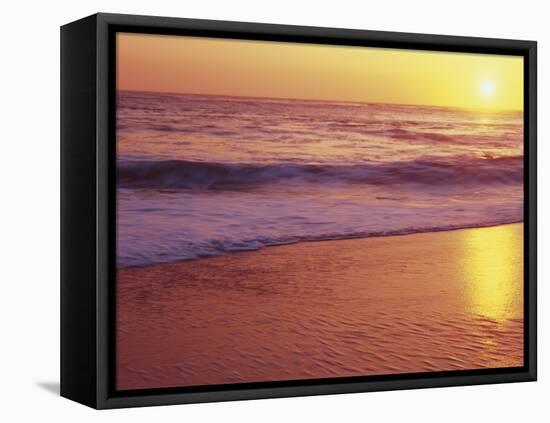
[60,12,537,409]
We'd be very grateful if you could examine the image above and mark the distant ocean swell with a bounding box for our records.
[120,121,518,145]
[117,155,523,190]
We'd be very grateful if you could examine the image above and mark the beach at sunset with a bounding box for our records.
[117,223,523,390]
[115,32,525,390]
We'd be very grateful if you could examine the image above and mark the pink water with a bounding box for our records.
[116,91,523,268]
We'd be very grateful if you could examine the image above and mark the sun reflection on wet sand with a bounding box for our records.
[460,225,523,322]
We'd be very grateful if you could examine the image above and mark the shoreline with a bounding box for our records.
[118,220,524,270]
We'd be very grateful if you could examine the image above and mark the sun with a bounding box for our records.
[480,80,495,97]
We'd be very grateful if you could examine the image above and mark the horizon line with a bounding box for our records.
[116,88,523,113]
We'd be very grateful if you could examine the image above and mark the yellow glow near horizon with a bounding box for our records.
[117,33,524,111]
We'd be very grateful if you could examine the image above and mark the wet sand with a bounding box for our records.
[116,223,523,390]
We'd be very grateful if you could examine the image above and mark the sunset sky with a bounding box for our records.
[117,32,523,111]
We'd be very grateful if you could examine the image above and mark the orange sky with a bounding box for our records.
[117,32,523,111]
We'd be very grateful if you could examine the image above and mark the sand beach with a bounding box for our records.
[117,223,523,390]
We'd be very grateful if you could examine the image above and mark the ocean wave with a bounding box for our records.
[117,156,523,190]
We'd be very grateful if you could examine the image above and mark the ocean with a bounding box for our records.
[116,90,524,268]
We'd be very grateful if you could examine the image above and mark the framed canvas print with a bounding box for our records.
[60,13,537,409]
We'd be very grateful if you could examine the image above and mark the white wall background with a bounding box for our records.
[1,0,547,420]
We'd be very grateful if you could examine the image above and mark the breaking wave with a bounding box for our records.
[117,156,523,190]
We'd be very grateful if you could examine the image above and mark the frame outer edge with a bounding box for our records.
[96,12,111,409]
[60,14,99,409]
[82,12,537,409]
[527,42,537,380]
[96,12,536,48]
